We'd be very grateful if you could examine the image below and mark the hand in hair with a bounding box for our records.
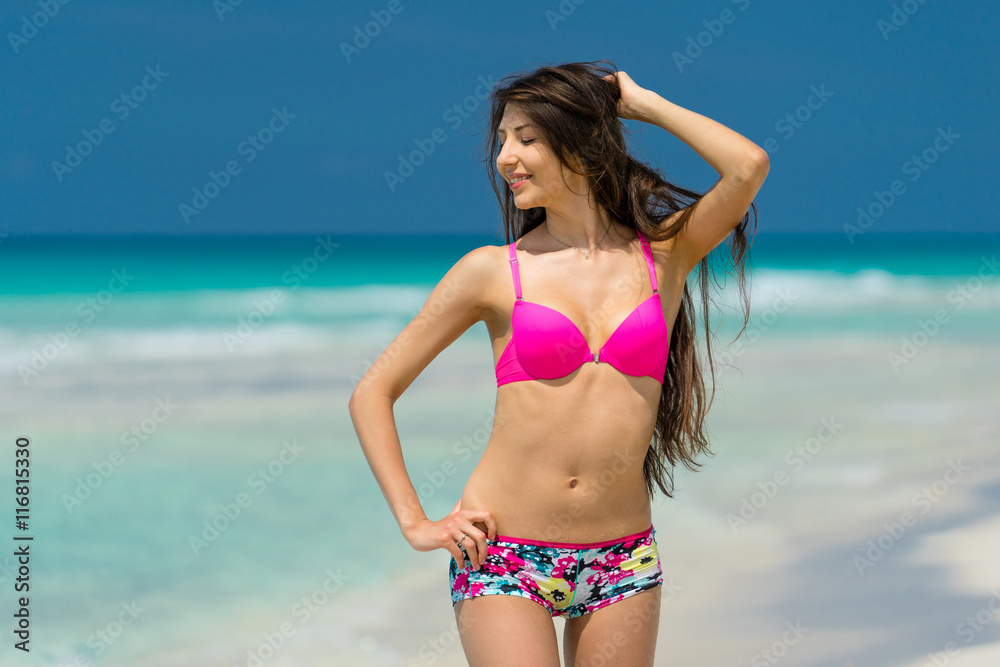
[602,70,653,122]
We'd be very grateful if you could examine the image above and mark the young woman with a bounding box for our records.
[349,60,767,666]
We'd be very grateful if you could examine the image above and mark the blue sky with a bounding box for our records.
[2,0,997,235]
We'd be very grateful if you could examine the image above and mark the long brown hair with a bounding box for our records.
[484,60,758,500]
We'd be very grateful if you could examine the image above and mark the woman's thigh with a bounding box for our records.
[561,525,664,665]
[454,595,561,667]
[562,586,661,667]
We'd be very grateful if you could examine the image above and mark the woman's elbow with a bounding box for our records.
[349,374,403,413]
[743,149,770,180]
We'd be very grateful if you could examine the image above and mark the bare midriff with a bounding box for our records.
[460,365,661,545]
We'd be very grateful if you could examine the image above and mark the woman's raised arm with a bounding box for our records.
[606,70,769,274]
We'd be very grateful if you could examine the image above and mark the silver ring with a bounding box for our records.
[456,533,467,548]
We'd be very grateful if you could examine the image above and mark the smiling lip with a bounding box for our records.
[509,176,531,190]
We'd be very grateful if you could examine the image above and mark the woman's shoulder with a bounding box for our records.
[448,242,512,287]
[443,243,515,323]
[460,241,512,265]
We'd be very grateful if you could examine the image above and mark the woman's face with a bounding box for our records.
[496,104,581,209]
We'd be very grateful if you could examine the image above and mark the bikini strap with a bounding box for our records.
[508,242,523,301]
[636,231,658,294]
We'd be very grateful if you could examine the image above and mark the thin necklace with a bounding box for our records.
[544,220,612,260]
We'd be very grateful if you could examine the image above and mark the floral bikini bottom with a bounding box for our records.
[449,525,663,619]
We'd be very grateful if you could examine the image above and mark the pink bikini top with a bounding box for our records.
[495,230,670,387]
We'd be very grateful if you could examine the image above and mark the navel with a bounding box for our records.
[568,478,578,489]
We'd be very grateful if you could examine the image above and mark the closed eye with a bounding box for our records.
[497,137,536,147]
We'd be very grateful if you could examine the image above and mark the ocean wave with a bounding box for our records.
[704,268,1000,312]
[1,269,997,371]
[0,321,422,369]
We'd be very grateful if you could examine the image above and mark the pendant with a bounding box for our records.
[584,250,590,260]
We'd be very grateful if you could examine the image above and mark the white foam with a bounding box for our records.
[697,268,1000,312]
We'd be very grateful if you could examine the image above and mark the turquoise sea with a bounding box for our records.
[1,232,999,666]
